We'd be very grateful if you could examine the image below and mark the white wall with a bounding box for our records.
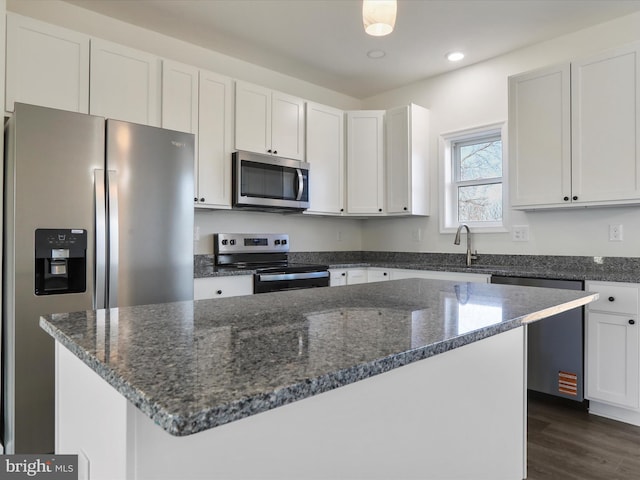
[362,11,640,257]
[7,0,365,255]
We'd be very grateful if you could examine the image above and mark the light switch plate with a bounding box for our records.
[609,224,623,241]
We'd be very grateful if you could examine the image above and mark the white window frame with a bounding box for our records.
[440,122,508,233]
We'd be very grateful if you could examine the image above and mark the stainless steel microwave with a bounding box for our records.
[232,151,310,212]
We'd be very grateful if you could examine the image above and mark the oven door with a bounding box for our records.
[233,151,309,210]
[254,271,329,294]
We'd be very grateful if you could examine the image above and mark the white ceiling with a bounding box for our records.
[64,0,640,99]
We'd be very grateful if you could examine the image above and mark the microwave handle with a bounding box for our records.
[296,168,304,201]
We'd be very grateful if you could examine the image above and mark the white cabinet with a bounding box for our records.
[367,268,391,283]
[586,281,640,413]
[509,43,640,209]
[235,81,305,160]
[329,269,368,287]
[305,102,345,215]
[346,111,385,215]
[197,70,234,208]
[90,39,161,126]
[194,276,253,300]
[161,63,233,209]
[385,104,430,216]
[161,60,198,134]
[6,13,89,113]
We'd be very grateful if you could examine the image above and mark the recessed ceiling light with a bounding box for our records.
[447,51,465,62]
[367,49,386,59]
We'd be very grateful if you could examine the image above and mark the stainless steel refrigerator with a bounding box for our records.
[3,103,194,453]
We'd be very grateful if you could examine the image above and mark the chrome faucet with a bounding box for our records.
[454,224,478,266]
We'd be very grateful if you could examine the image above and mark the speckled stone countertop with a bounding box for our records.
[40,279,597,438]
[195,252,640,283]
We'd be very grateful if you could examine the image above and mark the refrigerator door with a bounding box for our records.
[105,120,194,308]
[3,103,104,453]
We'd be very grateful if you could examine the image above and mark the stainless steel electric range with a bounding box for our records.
[214,233,329,293]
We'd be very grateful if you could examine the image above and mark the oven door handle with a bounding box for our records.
[257,271,329,282]
[295,168,304,201]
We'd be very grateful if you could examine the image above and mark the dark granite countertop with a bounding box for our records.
[40,279,597,437]
[195,252,640,283]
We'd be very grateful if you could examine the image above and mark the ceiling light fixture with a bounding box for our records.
[447,51,465,62]
[363,0,397,37]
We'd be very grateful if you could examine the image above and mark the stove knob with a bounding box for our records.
[221,239,228,245]
[230,239,236,246]
[282,239,288,245]
[274,239,281,245]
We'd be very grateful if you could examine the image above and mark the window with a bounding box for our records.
[441,123,506,232]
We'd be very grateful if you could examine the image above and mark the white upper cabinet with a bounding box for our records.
[346,110,385,215]
[305,102,345,215]
[161,60,198,134]
[90,39,161,126]
[235,80,305,160]
[197,70,234,209]
[6,13,90,113]
[509,43,640,209]
[509,64,571,208]
[572,44,640,204]
[385,104,430,216]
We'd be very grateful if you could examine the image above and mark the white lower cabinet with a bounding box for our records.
[586,281,640,425]
[367,268,391,283]
[194,276,253,300]
[329,269,368,287]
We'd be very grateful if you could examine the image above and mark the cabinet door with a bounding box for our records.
[235,81,271,155]
[198,71,234,208]
[509,64,571,208]
[6,13,89,113]
[386,104,430,216]
[586,311,639,409]
[367,269,390,283]
[346,269,368,285]
[90,39,161,126]
[271,92,305,160]
[329,269,347,287]
[305,102,345,215]
[572,44,640,203]
[194,276,253,300]
[346,111,385,214]
[161,60,198,134]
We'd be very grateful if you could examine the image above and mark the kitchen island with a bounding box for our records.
[41,279,597,480]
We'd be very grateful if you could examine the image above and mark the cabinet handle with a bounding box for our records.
[383,272,387,276]
[341,272,346,276]
[267,149,272,153]
[573,196,578,201]
[378,208,382,212]
[340,208,344,212]
[608,296,615,302]
[216,289,223,295]
[403,207,408,211]
[563,196,569,201]
[273,150,278,155]
[194,197,198,202]
[200,197,205,202]
[629,319,636,325]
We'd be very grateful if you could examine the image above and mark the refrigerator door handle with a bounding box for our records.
[94,169,107,309]
[107,170,119,308]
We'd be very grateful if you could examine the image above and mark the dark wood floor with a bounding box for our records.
[527,394,640,480]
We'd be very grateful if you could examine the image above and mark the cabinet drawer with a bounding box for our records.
[194,276,253,300]
[587,282,639,315]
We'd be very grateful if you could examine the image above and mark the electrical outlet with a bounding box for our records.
[609,224,623,241]
[512,225,529,242]
[411,228,422,243]
[336,231,343,242]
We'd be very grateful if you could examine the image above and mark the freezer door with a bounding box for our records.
[105,120,194,307]
[3,103,104,453]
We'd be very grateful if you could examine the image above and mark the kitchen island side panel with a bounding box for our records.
[56,327,526,480]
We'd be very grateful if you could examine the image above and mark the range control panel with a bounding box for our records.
[214,233,289,254]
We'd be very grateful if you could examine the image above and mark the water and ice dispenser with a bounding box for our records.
[35,228,87,295]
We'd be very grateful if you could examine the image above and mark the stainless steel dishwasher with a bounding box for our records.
[491,276,585,401]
